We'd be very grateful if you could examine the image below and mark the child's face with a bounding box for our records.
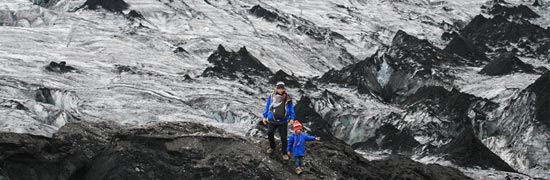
[295,129,301,134]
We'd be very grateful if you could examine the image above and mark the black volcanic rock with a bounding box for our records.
[46,61,76,73]
[460,15,550,57]
[488,4,540,19]
[306,142,473,180]
[183,74,192,81]
[319,55,382,94]
[0,121,296,180]
[496,0,508,3]
[268,70,300,88]
[249,5,282,23]
[401,86,506,168]
[386,30,462,78]
[526,72,550,128]
[370,155,473,180]
[0,121,118,180]
[35,87,56,105]
[288,96,471,179]
[479,53,535,76]
[114,64,138,74]
[320,30,468,101]
[352,124,420,153]
[444,35,489,64]
[441,31,459,41]
[436,128,517,172]
[0,121,472,180]
[321,89,345,104]
[370,30,467,102]
[403,86,498,123]
[493,71,550,174]
[304,79,317,89]
[202,45,272,79]
[0,100,28,111]
[294,96,337,142]
[173,47,188,54]
[125,10,144,20]
[83,0,129,12]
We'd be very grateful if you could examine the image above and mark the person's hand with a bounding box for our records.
[289,120,295,125]
[287,152,292,156]
[315,137,321,141]
[262,118,268,125]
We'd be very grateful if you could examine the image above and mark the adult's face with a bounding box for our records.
[277,88,284,94]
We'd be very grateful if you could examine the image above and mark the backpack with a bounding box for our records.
[270,92,289,120]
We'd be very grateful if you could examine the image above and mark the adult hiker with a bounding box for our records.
[287,121,320,175]
[262,81,296,160]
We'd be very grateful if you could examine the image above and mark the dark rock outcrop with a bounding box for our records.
[371,155,473,180]
[0,100,27,111]
[444,35,489,64]
[526,72,549,128]
[125,10,144,21]
[381,30,467,101]
[441,31,459,41]
[0,121,295,180]
[114,64,138,74]
[0,121,473,180]
[436,128,517,172]
[0,122,118,180]
[378,30,466,101]
[82,0,129,13]
[320,30,467,102]
[402,86,498,123]
[492,71,550,175]
[488,4,540,19]
[479,53,535,76]
[460,15,550,58]
[249,5,281,22]
[183,74,192,81]
[293,96,337,142]
[386,30,463,78]
[35,87,56,105]
[321,89,345,104]
[113,64,156,76]
[319,54,382,94]
[202,45,272,79]
[268,70,300,88]
[173,47,188,54]
[46,61,76,73]
[304,79,317,89]
[399,86,505,165]
[352,124,420,153]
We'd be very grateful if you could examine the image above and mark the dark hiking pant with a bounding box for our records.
[294,156,303,168]
[267,121,288,154]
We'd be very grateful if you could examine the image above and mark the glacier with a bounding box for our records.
[1,0,549,179]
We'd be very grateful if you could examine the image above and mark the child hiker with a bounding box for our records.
[287,121,320,175]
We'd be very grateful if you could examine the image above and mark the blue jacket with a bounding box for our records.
[262,92,295,123]
[287,133,317,157]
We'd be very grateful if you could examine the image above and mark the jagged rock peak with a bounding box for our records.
[436,128,517,172]
[268,70,300,88]
[202,44,272,79]
[479,53,536,76]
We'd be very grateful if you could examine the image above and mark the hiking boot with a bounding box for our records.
[267,148,273,154]
[295,167,302,175]
[282,154,289,160]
